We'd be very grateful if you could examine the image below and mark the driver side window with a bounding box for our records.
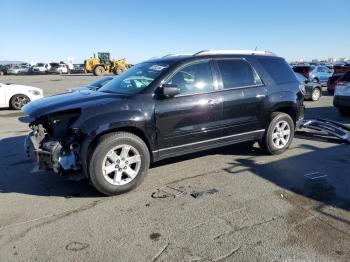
[167,61,213,95]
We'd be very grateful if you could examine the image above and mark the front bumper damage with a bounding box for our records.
[24,123,82,175]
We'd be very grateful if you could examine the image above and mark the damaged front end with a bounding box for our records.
[23,109,83,176]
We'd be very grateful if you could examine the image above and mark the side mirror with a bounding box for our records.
[162,84,180,98]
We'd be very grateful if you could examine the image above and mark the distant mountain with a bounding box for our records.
[0,60,25,65]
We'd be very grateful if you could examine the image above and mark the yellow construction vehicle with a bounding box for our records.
[84,52,129,76]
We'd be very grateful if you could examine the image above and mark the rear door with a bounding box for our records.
[214,58,266,138]
[155,60,223,158]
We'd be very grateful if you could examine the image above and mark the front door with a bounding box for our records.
[155,60,222,158]
[0,84,7,107]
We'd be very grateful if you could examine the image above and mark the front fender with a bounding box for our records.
[77,110,156,179]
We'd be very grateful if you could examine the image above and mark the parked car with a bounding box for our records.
[295,73,322,101]
[0,82,43,110]
[6,65,30,75]
[333,71,350,116]
[70,64,86,74]
[21,50,304,196]
[327,63,350,94]
[293,65,332,84]
[49,62,69,74]
[1,64,17,75]
[30,63,50,74]
[68,76,114,92]
[0,65,5,75]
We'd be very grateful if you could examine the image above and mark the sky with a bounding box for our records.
[0,0,349,64]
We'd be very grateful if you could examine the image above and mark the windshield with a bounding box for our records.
[99,62,169,94]
[36,63,45,67]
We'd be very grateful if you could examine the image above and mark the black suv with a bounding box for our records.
[21,50,304,195]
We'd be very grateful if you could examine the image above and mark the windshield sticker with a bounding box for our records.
[149,65,168,71]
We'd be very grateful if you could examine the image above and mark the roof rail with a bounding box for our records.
[193,50,276,56]
[162,53,191,58]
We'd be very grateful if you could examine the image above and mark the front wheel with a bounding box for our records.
[89,132,150,196]
[259,112,294,155]
[311,88,321,101]
[10,94,30,110]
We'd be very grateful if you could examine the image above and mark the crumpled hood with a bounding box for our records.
[22,90,129,117]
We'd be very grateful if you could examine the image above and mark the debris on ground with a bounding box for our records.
[191,188,219,198]
[301,118,350,143]
[151,186,186,199]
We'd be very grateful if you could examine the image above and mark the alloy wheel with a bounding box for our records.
[271,120,291,149]
[101,144,141,186]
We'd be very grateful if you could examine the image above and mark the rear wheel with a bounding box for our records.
[94,65,105,76]
[89,132,150,196]
[113,66,124,75]
[259,112,294,155]
[10,94,30,110]
[311,88,321,101]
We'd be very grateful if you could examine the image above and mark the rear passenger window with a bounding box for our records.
[317,67,325,72]
[217,60,262,89]
[258,57,297,84]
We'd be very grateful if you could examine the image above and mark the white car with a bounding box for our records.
[49,62,69,74]
[30,63,50,74]
[0,82,43,110]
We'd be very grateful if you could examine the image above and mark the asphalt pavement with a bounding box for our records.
[0,74,349,262]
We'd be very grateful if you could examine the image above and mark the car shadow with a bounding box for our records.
[0,135,102,198]
[220,140,350,224]
[1,120,349,215]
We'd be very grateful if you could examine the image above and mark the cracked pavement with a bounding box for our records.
[0,75,350,261]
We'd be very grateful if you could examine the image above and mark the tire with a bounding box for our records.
[338,107,350,116]
[259,112,294,155]
[89,132,150,196]
[10,94,30,110]
[113,66,124,75]
[94,66,105,76]
[312,78,319,83]
[311,88,321,101]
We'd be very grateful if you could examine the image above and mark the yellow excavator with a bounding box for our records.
[84,52,129,76]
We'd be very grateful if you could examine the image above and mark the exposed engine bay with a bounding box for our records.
[24,109,83,175]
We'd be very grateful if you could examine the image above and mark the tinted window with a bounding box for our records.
[317,67,326,73]
[293,66,311,74]
[217,60,262,89]
[167,61,213,95]
[340,71,350,82]
[259,57,297,84]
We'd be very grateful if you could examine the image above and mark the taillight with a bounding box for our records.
[335,80,346,84]
[299,84,306,95]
